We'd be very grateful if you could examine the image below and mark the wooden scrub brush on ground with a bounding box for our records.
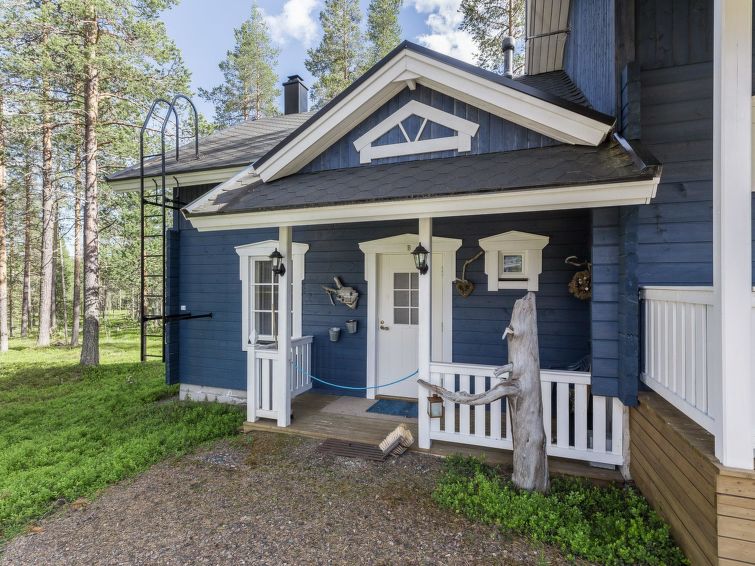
[379,424,414,456]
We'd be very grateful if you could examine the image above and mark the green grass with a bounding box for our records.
[433,456,688,565]
[0,320,244,542]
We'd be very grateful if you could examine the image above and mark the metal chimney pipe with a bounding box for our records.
[502,36,515,79]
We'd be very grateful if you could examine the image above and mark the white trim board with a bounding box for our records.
[353,100,480,164]
[253,47,614,182]
[236,240,309,351]
[188,177,660,232]
[359,233,461,400]
[107,165,246,193]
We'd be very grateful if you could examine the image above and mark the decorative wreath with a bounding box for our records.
[565,256,592,301]
[569,269,592,301]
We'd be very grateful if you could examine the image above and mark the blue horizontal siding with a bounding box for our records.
[174,210,591,396]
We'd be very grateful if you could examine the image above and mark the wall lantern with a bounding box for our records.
[427,394,444,419]
[411,244,429,274]
[269,248,286,276]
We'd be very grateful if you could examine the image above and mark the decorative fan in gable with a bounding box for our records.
[353,100,480,164]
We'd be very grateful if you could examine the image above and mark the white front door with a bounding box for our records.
[376,253,444,398]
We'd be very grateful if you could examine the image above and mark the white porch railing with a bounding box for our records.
[640,287,716,432]
[247,336,313,422]
[424,362,625,466]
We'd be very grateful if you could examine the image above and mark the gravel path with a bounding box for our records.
[2,432,572,565]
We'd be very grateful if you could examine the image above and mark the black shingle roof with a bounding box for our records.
[106,112,313,182]
[187,137,660,217]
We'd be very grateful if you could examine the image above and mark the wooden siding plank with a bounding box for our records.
[630,445,716,566]
[718,516,755,543]
[718,536,755,563]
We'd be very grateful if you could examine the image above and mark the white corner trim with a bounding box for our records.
[237,240,309,351]
[188,177,660,232]
[108,165,247,193]
[179,383,246,405]
[353,100,479,164]
[479,231,549,292]
[359,233,460,399]
[253,48,614,182]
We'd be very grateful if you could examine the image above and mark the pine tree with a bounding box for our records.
[366,0,402,66]
[199,3,280,126]
[305,0,366,108]
[0,88,7,352]
[460,0,526,74]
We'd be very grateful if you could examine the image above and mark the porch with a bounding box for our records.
[242,391,624,483]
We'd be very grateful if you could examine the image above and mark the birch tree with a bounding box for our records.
[199,2,280,126]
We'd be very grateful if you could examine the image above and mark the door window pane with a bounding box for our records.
[393,271,418,326]
[250,259,278,340]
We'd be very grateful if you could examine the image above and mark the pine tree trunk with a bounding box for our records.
[80,9,100,366]
[71,144,82,346]
[21,158,32,338]
[37,86,55,347]
[0,91,8,353]
[506,293,549,492]
[51,211,58,333]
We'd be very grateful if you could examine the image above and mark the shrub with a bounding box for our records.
[433,456,688,565]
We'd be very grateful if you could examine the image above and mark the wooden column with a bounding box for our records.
[712,0,753,469]
[276,226,293,427]
[418,217,432,449]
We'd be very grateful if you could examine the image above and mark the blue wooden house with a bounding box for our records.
[109,1,755,562]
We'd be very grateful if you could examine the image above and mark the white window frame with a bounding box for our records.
[479,231,549,291]
[236,240,308,351]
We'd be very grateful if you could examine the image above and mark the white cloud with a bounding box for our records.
[264,0,320,47]
[410,0,477,63]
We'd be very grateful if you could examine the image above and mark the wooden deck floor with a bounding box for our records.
[243,392,623,483]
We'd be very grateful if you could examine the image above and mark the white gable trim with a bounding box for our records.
[254,48,614,182]
[188,177,660,232]
[353,100,480,164]
[478,231,549,292]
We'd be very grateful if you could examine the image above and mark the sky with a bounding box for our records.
[161,0,477,120]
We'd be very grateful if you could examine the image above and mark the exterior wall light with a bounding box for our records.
[428,394,444,418]
[270,248,286,276]
[411,244,429,274]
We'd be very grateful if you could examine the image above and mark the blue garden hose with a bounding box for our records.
[291,362,419,391]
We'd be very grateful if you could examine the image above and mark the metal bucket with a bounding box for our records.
[345,319,358,334]
[329,327,341,342]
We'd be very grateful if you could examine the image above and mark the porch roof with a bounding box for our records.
[184,135,661,225]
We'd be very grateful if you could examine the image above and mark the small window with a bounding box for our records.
[479,231,549,292]
[250,259,278,340]
[393,272,419,325]
[502,254,524,274]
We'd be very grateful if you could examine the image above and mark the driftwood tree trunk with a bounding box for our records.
[420,292,549,492]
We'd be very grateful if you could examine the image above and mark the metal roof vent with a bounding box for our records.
[283,75,308,115]
[502,37,515,79]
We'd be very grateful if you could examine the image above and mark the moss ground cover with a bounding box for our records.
[433,456,688,565]
[0,320,244,542]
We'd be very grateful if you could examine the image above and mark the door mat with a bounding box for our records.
[316,438,389,461]
[367,399,418,419]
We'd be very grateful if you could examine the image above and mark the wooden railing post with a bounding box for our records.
[276,226,293,427]
[418,217,432,449]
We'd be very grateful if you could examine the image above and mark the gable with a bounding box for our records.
[253,41,615,182]
[301,85,561,173]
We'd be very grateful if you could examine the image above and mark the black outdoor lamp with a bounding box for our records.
[411,244,429,274]
[269,248,285,276]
